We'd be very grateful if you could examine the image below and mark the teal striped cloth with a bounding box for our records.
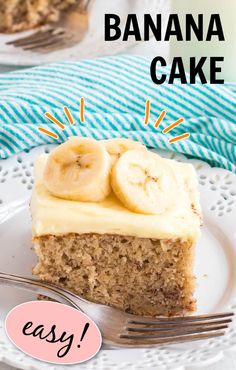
[0,56,235,173]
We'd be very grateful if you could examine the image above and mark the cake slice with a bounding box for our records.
[0,0,76,33]
[31,137,201,317]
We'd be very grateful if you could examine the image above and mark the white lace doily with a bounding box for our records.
[0,145,236,370]
[0,0,170,66]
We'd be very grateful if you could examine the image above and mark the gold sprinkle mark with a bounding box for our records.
[163,118,184,134]
[45,112,65,129]
[154,110,166,128]
[38,127,58,138]
[64,106,74,125]
[169,133,190,143]
[144,99,151,125]
[80,97,85,122]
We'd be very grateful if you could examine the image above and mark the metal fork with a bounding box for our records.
[0,272,234,348]
[6,0,92,53]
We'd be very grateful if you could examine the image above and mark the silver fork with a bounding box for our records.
[0,272,234,348]
[6,0,92,53]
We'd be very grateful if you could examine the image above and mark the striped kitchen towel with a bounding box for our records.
[0,55,235,173]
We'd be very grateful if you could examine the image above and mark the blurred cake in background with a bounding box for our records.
[0,0,76,33]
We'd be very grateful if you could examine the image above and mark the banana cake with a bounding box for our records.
[0,0,76,33]
[31,137,201,317]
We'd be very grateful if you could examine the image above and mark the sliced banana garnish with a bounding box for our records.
[102,138,147,165]
[43,137,111,201]
[111,149,176,214]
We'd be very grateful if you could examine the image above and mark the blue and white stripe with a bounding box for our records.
[0,55,235,173]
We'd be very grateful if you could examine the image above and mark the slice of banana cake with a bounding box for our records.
[31,137,201,317]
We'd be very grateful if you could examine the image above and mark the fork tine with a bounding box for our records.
[125,324,228,337]
[7,28,66,48]
[29,42,69,53]
[127,318,232,332]
[128,312,234,325]
[119,331,225,345]
[23,37,66,51]
[25,40,70,53]
[7,29,55,46]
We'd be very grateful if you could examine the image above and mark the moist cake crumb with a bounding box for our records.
[33,233,196,317]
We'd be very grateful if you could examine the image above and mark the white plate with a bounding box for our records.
[0,145,236,370]
[0,0,169,67]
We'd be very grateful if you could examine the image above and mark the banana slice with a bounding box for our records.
[111,149,176,214]
[102,138,147,165]
[43,137,111,201]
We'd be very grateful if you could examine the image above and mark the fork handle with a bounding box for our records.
[0,272,80,309]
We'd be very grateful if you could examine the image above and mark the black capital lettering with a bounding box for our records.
[206,14,225,41]
[104,14,121,41]
[144,14,161,41]
[186,14,203,41]
[150,57,167,85]
[123,14,141,41]
[190,57,207,84]
[165,15,183,41]
[210,57,224,84]
[169,58,187,84]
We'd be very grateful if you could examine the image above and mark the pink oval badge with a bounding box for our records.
[5,301,102,365]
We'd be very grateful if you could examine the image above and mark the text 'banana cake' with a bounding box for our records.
[31,137,202,317]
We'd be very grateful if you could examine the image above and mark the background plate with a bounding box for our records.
[0,0,169,67]
[0,144,236,369]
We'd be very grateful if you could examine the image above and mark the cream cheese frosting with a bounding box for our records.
[31,154,201,240]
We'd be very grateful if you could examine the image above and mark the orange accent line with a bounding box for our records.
[38,127,58,139]
[80,97,85,122]
[144,99,150,125]
[163,118,184,134]
[64,106,74,124]
[45,112,65,129]
[169,133,190,144]
[154,110,166,128]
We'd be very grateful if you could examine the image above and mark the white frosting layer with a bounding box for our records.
[31,154,201,240]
